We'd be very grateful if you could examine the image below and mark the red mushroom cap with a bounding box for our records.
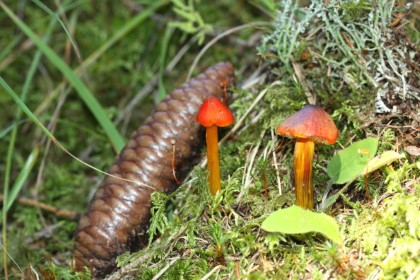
[276,105,338,145]
[196,96,234,127]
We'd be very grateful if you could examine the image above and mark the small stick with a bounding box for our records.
[235,261,240,278]
[341,31,355,49]
[292,62,315,105]
[200,265,224,280]
[271,129,282,195]
[389,14,403,28]
[151,257,180,280]
[0,194,79,220]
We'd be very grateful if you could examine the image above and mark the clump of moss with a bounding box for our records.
[341,0,372,21]
[344,162,419,279]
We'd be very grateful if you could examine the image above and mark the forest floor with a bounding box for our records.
[0,1,418,279]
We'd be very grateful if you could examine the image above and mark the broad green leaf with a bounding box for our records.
[327,138,379,184]
[321,146,402,211]
[261,205,342,244]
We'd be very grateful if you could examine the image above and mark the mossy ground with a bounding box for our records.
[0,0,418,279]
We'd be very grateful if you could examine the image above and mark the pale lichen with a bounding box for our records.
[259,0,419,114]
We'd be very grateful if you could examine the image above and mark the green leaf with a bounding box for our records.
[261,205,342,244]
[327,138,379,184]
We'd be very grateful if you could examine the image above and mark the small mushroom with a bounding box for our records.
[276,105,338,209]
[196,96,234,195]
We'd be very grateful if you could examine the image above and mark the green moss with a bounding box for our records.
[343,163,420,278]
[341,0,372,21]
[386,162,419,193]
[356,193,419,278]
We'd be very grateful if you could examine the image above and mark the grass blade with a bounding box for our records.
[0,78,55,140]
[31,0,81,59]
[5,148,40,213]
[156,26,174,103]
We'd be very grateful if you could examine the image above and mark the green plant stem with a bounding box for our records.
[3,126,12,280]
[32,0,81,59]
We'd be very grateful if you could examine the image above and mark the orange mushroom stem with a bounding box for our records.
[206,125,221,195]
[276,105,338,209]
[294,139,315,209]
[196,96,234,195]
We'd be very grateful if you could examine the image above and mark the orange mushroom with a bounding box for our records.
[196,96,234,195]
[276,105,338,209]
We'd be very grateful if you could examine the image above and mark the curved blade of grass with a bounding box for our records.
[2,118,14,278]
[32,0,81,59]
[0,120,26,139]
[4,148,40,213]
[0,1,126,151]
[0,78,59,194]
